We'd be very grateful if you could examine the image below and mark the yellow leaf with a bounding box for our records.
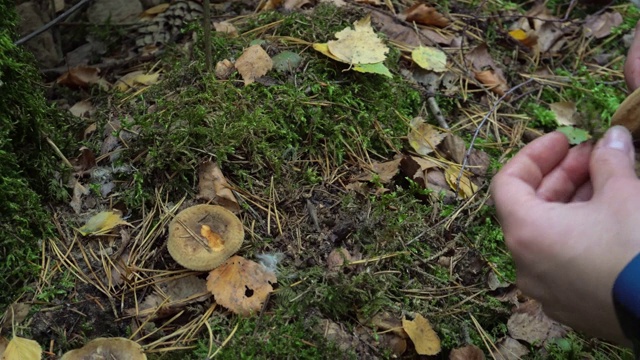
[508,29,528,41]
[2,336,41,360]
[324,15,389,65]
[411,46,447,72]
[141,3,170,16]
[444,165,477,199]
[402,314,440,355]
[407,117,446,156]
[115,71,161,91]
[78,211,131,236]
[312,43,347,63]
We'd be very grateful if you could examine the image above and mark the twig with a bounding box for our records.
[203,0,212,72]
[455,78,536,192]
[15,0,93,46]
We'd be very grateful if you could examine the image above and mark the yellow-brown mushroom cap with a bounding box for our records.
[168,204,244,271]
[60,337,146,360]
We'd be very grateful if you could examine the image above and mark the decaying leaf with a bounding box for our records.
[77,210,131,236]
[356,157,402,184]
[235,45,273,86]
[441,133,466,164]
[507,300,567,345]
[450,345,485,360]
[201,224,225,251]
[584,11,622,39]
[327,15,388,65]
[408,117,446,156]
[57,66,108,89]
[207,256,277,316]
[214,21,238,37]
[0,303,31,330]
[128,275,210,320]
[474,70,508,96]
[444,165,477,199]
[491,336,529,360]
[401,3,450,28]
[327,248,352,271]
[1,336,41,360]
[115,70,160,91]
[402,313,441,355]
[509,4,566,54]
[549,101,577,126]
[69,178,89,214]
[466,43,508,95]
[412,46,447,72]
[215,59,235,80]
[196,161,240,213]
[316,319,359,352]
[60,337,146,360]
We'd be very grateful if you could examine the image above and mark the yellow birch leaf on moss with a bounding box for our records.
[353,62,392,77]
[407,117,446,155]
[411,46,447,72]
[444,165,477,199]
[2,336,41,360]
[78,211,131,236]
[508,29,528,41]
[402,314,441,355]
[312,43,344,62]
[317,15,388,65]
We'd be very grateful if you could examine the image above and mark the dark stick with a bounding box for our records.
[203,0,212,72]
[15,0,93,46]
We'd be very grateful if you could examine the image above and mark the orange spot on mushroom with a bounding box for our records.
[201,224,225,251]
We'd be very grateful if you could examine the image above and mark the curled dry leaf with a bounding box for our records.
[215,59,235,80]
[207,256,277,316]
[408,117,446,156]
[236,45,273,86]
[56,66,108,89]
[449,344,485,360]
[196,161,240,213]
[474,70,508,96]
[402,313,441,355]
[402,3,450,28]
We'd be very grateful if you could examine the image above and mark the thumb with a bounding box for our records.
[590,126,636,192]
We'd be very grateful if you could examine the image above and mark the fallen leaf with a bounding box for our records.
[441,134,466,164]
[1,336,41,360]
[556,126,591,145]
[69,100,95,118]
[584,11,622,39]
[283,0,314,9]
[60,338,145,360]
[215,59,235,80]
[272,51,303,73]
[412,46,447,72]
[207,256,277,316]
[214,21,238,37]
[56,66,107,89]
[196,161,240,212]
[140,3,170,17]
[259,0,283,11]
[408,117,446,156]
[69,179,89,214]
[359,311,406,338]
[0,338,7,358]
[316,319,359,352]
[402,313,441,355]
[357,157,402,183]
[72,146,97,172]
[508,28,538,48]
[371,11,454,47]
[402,3,450,28]
[54,0,65,12]
[355,0,382,4]
[465,43,498,70]
[549,101,577,126]
[450,344,485,360]
[353,62,392,77]
[474,70,508,96]
[444,165,477,199]
[491,336,529,360]
[467,149,490,177]
[536,22,565,53]
[0,303,31,330]
[115,70,160,91]
[323,15,389,65]
[235,45,273,86]
[507,300,567,345]
[128,275,210,319]
[77,210,131,236]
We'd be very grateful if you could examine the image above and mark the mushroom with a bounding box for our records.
[60,337,146,360]
[167,204,244,271]
[611,86,640,138]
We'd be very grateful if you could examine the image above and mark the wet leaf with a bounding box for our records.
[207,256,277,316]
[402,313,441,355]
[196,161,240,212]
[556,126,591,145]
[1,336,41,360]
[408,117,446,155]
[235,45,273,86]
[77,211,131,236]
[549,101,577,126]
[315,15,389,65]
[412,46,447,72]
[402,3,450,28]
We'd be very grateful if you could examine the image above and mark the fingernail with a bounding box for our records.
[601,125,632,152]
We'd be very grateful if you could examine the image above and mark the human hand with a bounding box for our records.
[490,126,640,344]
[625,20,640,91]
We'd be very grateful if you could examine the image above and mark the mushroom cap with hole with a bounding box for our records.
[167,204,244,271]
[60,337,146,360]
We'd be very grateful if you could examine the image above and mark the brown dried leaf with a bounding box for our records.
[355,0,382,4]
[468,149,490,177]
[0,303,31,330]
[214,21,238,37]
[408,117,446,156]
[402,313,441,355]
[140,3,170,17]
[491,336,529,360]
[70,179,89,214]
[357,157,402,183]
[207,256,277,316]
[56,66,107,89]
[536,22,564,53]
[584,11,622,39]
[449,345,485,360]
[474,70,508,96]
[72,146,96,172]
[402,3,450,28]
[259,0,283,11]
[196,161,240,212]
[327,248,352,271]
[507,300,567,345]
[441,134,466,164]
[283,0,313,9]
[371,12,453,47]
[236,45,273,86]
[128,275,209,319]
[549,101,577,126]
[69,100,95,118]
